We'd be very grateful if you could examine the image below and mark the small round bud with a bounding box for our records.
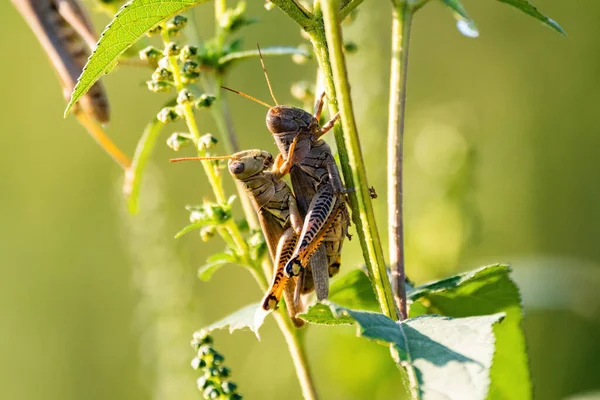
[139,46,162,66]
[195,94,216,109]
[164,42,180,57]
[343,42,358,54]
[190,356,207,370]
[227,394,243,400]
[152,67,173,82]
[196,376,213,390]
[181,61,201,83]
[198,134,218,150]
[166,132,190,151]
[212,351,225,366]
[219,366,232,378]
[264,0,275,10]
[192,330,214,347]
[147,25,162,37]
[174,106,187,119]
[199,226,216,242]
[146,80,171,93]
[157,107,179,123]
[180,45,199,61]
[290,81,314,103]
[157,57,171,69]
[177,89,194,105]
[203,387,221,399]
[198,344,215,358]
[204,367,220,378]
[166,15,188,36]
[221,381,238,394]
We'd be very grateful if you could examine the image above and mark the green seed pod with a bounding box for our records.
[180,45,199,61]
[157,107,179,123]
[152,68,173,82]
[177,89,195,105]
[164,42,180,57]
[212,351,225,366]
[146,80,171,93]
[147,25,162,37]
[195,94,216,109]
[166,132,190,151]
[139,46,162,66]
[219,366,232,378]
[198,134,218,150]
[343,42,359,54]
[221,381,238,394]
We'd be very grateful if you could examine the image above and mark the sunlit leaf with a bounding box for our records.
[328,269,379,311]
[65,0,210,116]
[198,252,236,281]
[124,100,176,214]
[202,303,265,340]
[298,303,355,325]
[495,0,565,35]
[312,302,504,400]
[439,0,479,38]
[409,264,531,400]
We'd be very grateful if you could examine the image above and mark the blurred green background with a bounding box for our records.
[2,1,599,399]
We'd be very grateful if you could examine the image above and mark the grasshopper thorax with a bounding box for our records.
[228,150,274,180]
[266,106,319,134]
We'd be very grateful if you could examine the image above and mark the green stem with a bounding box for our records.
[270,0,316,30]
[388,1,413,320]
[313,0,398,320]
[340,0,364,20]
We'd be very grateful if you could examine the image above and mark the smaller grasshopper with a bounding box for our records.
[12,0,110,123]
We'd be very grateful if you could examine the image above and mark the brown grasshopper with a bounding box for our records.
[12,0,110,123]
[221,47,350,301]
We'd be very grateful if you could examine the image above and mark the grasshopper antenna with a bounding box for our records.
[170,156,234,163]
[257,44,279,106]
[220,86,273,109]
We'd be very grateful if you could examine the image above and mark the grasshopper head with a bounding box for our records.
[228,150,274,180]
[266,106,318,134]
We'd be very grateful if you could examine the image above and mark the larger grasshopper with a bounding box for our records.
[221,48,350,301]
[12,0,109,123]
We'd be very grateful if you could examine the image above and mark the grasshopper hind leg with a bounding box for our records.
[261,227,298,311]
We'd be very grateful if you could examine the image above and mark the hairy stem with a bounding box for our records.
[269,0,315,30]
[388,1,413,320]
[312,0,398,320]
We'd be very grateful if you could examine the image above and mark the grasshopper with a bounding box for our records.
[12,0,110,123]
[221,47,350,301]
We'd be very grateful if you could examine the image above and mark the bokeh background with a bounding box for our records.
[2,1,599,399]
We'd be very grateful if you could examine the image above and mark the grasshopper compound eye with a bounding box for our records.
[229,161,245,175]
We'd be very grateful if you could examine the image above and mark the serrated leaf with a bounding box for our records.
[203,303,266,340]
[322,303,504,400]
[440,0,479,38]
[409,264,531,400]
[495,0,565,35]
[64,0,210,116]
[124,100,176,214]
[197,252,236,281]
[328,269,379,311]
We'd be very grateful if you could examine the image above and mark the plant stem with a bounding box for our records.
[388,1,413,320]
[273,313,318,400]
[269,0,315,30]
[312,0,398,320]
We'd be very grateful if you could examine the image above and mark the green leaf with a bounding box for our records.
[495,0,566,35]
[123,100,176,214]
[198,252,236,281]
[298,303,356,325]
[202,303,266,340]
[409,265,531,400]
[328,269,379,311]
[439,0,479,38]
[174,220,211,238]
[321,303,504,400]
[64,0,210,116]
